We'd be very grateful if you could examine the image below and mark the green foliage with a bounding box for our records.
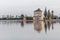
[26,16,33,20]
[21,14,24,19]
[0,18,21,20]
[51,10,54,19]
[44,8,48,17]
[48,10,51,19]
[43,8,58,19]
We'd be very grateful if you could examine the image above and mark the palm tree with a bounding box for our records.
[48,10,51,19]
[51,10,54,19]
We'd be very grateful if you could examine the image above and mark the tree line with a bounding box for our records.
[44,8,59,19]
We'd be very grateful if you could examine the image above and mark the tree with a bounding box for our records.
[51,10,54,19]
[48,10,51,19]
[21,14,24,19]
[44,8,48,19]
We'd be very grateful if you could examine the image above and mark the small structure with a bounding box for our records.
[33,8,43,21]
[33,8,44,32]
[23,16,26,22]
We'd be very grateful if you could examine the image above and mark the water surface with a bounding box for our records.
[0,20,60,40]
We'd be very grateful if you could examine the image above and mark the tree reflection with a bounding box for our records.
[33,20,55,33]
[44,21,48,33]
[52,21,54,30]
[44,20,54,33]
[21,21,24,27]
[47,21,51,30]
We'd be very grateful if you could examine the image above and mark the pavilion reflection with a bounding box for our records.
[0,20,57,33]
[34,21,44,32]
[34,20,55,33]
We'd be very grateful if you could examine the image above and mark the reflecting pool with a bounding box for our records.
[0,20,60,40]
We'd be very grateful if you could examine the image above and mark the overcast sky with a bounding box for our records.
[0,0,60,16]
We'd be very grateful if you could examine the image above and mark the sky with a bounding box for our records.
[0,0,60,16]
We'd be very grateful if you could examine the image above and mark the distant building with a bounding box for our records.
[23,16,26,22]
[33,8,43,21]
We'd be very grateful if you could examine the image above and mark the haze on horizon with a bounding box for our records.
[0,0,60,16]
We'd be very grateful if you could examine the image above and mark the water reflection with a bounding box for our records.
[33,20,58,33]
[0,20,60,40]
[21,21,24,27]
[0,20,59,33]
[34,21,44,33]
[44,21,52,33]
[52,21,54,30]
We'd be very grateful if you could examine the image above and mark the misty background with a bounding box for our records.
[0,0,60,16]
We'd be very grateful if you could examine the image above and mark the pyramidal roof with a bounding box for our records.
[34,8,42,12]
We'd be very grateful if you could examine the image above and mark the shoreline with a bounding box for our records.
[0,19,59,21]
